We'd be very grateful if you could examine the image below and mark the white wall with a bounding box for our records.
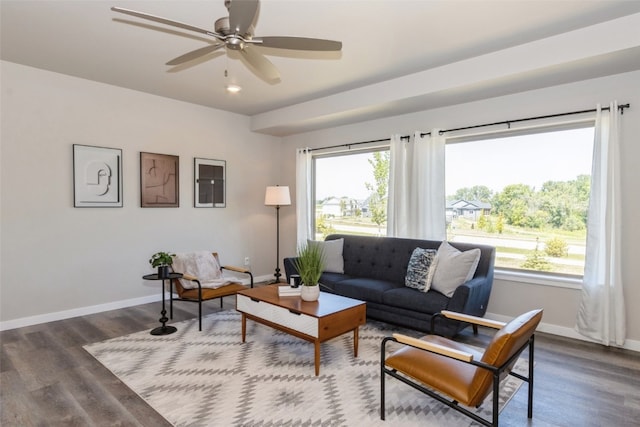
[280,71,640,348]
[0,61,282,327]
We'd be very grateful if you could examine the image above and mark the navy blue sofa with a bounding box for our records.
[284,234,495,337]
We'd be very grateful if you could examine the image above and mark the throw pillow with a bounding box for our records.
[431,241,481,297]
[308,238,344,273]
[405,248,438,292]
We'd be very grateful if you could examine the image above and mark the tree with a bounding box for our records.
[477,214,487,230]
[450,185,494,203]
[493,184,534,227]
[538,175,590,231]
[522,238,551,271]
[365,151,390,233]
[316,215,336,239]
[496,214,504,234]
[545,237,569,258]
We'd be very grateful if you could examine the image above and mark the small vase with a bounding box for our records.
[300,284,320,302]
[157,265,170,279]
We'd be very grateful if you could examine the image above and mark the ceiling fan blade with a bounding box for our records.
[228,0,259,35]
[240,46,280,83]
[111,7,218,38]
[166,44,225,66]
[257,36,342,51]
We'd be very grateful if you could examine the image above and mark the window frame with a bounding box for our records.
[311,145,390,240]
[309,117,595,288]
[444,119,596,286]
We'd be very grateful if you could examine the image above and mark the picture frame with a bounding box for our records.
[194,158,226,208]
[140,152,179,208]
[73,144,123,208]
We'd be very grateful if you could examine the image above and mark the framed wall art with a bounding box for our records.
[73,144,123,208]
[140,152,179,207]
[194,158,226,208]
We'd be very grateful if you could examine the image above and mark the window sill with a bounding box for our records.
[495,269,582,290]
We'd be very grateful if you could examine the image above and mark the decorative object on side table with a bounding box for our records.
[264,185,291,283]
[149,251,175,279]
[292,242,325,302]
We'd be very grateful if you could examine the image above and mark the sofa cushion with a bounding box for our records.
[431,241,481,297]
[383,287,451,315]
[405,248,438,292]
[309,238,344,273]
[332,277,401,304]
[319,272,352,289]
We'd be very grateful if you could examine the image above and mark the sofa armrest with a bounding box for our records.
[283,257,299,284]
[447,276,492,317]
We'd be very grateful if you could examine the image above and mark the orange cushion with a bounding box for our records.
[385,309,542,407]
[385,336,484,406]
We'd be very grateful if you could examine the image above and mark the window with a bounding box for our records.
[445,126,594,277]
[310,125,594,278]
[313,149,389,239]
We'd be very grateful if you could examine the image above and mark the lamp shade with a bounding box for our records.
[264,186,291,206]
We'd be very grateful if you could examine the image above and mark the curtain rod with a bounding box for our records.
[306,103,630,152]
[421,103,630,137]
[305,136,409,153]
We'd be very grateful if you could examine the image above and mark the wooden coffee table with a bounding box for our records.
[236,285,366,376]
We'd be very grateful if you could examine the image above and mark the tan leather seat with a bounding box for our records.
[381,309,543,426]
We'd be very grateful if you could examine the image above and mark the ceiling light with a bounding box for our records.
[226,84,242,93]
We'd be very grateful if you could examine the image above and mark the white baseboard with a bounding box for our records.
[486,312,640,353]
[0,274,273,332]
[0,294,161,331]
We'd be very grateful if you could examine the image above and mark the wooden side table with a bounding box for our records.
[143,272,183,335]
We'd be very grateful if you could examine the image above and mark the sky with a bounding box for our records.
[315,127,594,201]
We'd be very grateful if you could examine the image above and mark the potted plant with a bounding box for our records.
[149,251,175,279]
[292,243,325,301]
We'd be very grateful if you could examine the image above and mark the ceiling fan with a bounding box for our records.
[111,0,342,83]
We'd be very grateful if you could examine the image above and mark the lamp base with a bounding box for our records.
[271,267,282,284]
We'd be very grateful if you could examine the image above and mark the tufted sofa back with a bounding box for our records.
[325,234,495,285]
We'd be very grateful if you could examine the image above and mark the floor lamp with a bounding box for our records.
[265,185,291,283]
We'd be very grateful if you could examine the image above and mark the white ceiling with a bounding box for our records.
[2,0,640,136]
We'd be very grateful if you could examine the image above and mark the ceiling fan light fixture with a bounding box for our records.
[111,0,342,84]
[226,84,242,93]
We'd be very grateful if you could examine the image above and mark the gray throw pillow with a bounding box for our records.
[431,241,481,297]
[405,248,438,292]
[308,238,344,273]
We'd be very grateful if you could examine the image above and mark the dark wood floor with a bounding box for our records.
[1,292,639,426]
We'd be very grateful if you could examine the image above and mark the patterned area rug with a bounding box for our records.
[84,310,526,426]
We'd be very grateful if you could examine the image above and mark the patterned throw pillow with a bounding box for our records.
[405,248,438,292]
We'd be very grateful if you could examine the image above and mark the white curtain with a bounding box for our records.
[387,130,446,240]
[576,102,626,346]
[387,134,408,237]
[295,148,313,248]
